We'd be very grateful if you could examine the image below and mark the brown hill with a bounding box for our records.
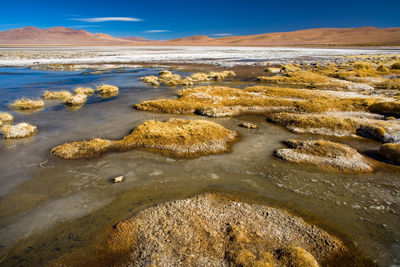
[1,26,399,46]
[0,26,134,45]
[164,27,400,46]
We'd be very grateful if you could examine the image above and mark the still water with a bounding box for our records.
[0,67,399,266]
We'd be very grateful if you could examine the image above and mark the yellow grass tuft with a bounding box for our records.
[378,143,400,165]
[13,98,44,110]
[390,62,400,69]
[140,70,236,87]
[64,94,87,106]
[97,84,119,97]
[1,122,37,139]
[136,85,382,117]
[278,247,319,267]
[43,90,72,100]
[369,102,400,118]
[74,87,95,95]
[0,112,13,123]
[51,118,238,159]
[275,139,373,172]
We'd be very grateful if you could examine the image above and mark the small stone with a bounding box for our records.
[239,122,258,129]
[110,176,124,183]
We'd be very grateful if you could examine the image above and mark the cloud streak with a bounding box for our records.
[212,33,233,36]
[70,17,141,22]
[144,30,170,33]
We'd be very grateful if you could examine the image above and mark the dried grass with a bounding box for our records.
[275,139,374,172]
[51,118,238,159]
[0,112,13,123]
[136,85,382,117]
[369,102,400,117]
[43,90,72,100]
[278,247,319,267]
[140,70,236,87]
[378,143,400,165]
[97,84,119,97]
[74,87,95,95]
[64,94,87,106]
[1,122,37,139]
[12,98,45,110]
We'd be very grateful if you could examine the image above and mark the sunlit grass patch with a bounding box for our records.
[43,90,72,101]
[12,98,44,110]
[51,118,238,159]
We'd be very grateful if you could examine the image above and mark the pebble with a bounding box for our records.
[239,122,258,129]
[110,176,124,183]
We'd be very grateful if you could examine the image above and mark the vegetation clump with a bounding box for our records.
[53,193,366,266]
[97,84,119,97]
[74,87,95,95]
[369,102,400,118]
[64,94,87,106]
[1,122,37,139]
[378,143,400,165]
[136,85,385,117]
[140,70,236,87]
[267,112,400,143]
[12,98,45,110]
[275,139,374,172]
[0,112,13,124]
[51,118,238,159]
[43,90,72,100]
[390,62,400,69]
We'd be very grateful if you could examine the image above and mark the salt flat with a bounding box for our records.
[1,46,399,67]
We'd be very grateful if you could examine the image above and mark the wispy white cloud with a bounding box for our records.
[144,30,170,33]
[212,33,233,36]
[70,25,103,28]
[70,17,142,22]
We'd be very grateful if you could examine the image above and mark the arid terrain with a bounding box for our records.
[1,26,400,46]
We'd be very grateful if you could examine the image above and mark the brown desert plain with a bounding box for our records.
[1,26,400,46]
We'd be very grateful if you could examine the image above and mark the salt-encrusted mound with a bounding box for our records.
[61,193,365,267]
[378,143,400,165]
[275,139,373,172]
[1,122,37,139]
[51,118,238,159]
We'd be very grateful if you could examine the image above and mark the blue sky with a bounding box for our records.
[1,0,399,40]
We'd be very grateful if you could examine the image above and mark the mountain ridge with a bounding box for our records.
[1,26,399,46]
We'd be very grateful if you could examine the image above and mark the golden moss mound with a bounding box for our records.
[51,118,238,159]
[369,102,400,118]
[1,122,37,139]
[136,85,384,117]
[12,98,44,110]
[378,143,400,165]
[64,94,87,106]
[43,90,72,100]
[52,193,371,266]
[267,112,400,143]
[74,87,94,95]
[0,112,13,124]
[97,84,119,97]
[275,139,374,172]
[141,70,236,87]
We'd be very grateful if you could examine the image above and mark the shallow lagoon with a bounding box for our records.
[0,67,399,266]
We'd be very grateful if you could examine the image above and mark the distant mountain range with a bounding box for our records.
[1,26,399,46]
